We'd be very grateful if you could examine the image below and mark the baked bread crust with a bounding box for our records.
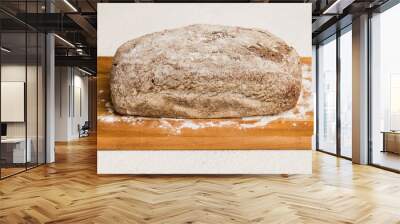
[110,24,302,118]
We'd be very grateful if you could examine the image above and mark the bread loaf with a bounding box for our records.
[110,24,302,118]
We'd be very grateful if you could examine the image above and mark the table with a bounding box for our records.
[382,131,400,154]
[1,138,31,163]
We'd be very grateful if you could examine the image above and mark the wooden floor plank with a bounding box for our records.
[1,136,400,223]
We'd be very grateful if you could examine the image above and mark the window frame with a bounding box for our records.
[315,24,353,161]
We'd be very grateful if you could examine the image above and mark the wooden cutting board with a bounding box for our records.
[97,57,313,150]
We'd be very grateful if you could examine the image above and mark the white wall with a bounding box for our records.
[1,65,40,138]
[1,65,26,139]
[55,67,89,141]
[98,150,312,174]
[71,73,89,138]
[55,67,70,141]
[1,63,46,164]
[98,3,312,57]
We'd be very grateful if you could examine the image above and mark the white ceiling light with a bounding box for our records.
[54,34,75,48]
[78,67,93,76]
[1,47,11,53]
[76,48,84,55]
[323,0,354,14]
[63,0,78,12]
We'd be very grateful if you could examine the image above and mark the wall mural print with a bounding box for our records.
[110,24,302,118]
[97,4,313,151]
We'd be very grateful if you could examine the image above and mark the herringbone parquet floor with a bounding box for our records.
[1,136,400,224]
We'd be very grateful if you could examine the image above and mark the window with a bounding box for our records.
[0,2,46,179]
[370,3,400,171]
[316,25,353,159]
[317,36,337,154]
[339,28,352,158]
